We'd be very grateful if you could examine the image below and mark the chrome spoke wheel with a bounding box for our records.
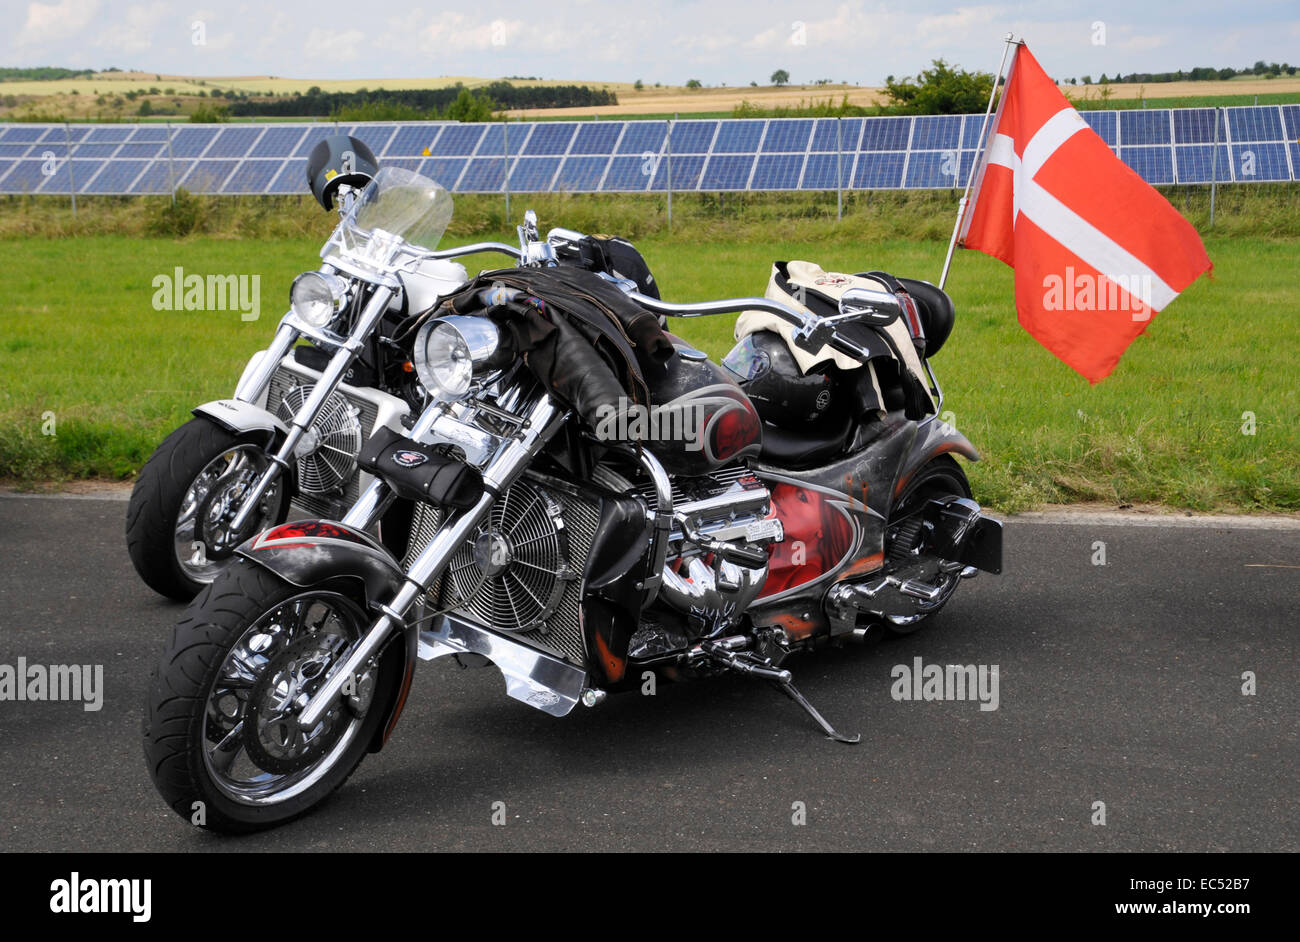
[172,445,282,584]
[201,590,369,806]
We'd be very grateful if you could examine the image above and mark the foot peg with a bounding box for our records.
[696,641,861,745]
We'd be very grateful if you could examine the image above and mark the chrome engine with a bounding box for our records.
[637,467,783,637]
[401,459,784,665]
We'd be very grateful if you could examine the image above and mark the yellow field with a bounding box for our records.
[3,69,1299,121]
[0,71,632,98]
[1070,76,1300,102]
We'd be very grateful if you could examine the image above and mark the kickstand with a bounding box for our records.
[696,641,861,744]
[771,677,861,745]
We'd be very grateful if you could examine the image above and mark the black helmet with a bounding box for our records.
[722,331,834,428]
[305,134,379,210]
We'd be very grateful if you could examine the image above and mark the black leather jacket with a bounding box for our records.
[440,266,674,427]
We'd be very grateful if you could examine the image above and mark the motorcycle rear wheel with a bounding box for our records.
[126,417,288,602]
[142,561,398,833]
[884,455,972,635]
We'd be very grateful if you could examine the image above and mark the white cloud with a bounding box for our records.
[1116,32,1168,54]
[185,9,237,52]
[90,2,170,56]
[743,3,882,53]
[16,0,99,46]
[421,13,524,53]
[918,5,1006,35]
[303,27,366,62]
[251,11,296,60]
[1,1,1296,90]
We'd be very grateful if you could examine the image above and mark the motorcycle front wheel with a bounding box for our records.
[142,561,400,834]
[126,417,289,601]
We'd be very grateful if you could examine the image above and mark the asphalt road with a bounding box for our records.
[0,494,1296,852]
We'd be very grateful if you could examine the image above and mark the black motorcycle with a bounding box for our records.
[143,206,1001,833]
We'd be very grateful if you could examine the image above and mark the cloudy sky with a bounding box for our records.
[7,0,1299,85]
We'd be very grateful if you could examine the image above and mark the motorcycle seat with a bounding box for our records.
[758,409,853,469]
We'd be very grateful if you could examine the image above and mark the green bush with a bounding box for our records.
[188,104,229,123]
[883,59,995,115]
[145,188,204,236]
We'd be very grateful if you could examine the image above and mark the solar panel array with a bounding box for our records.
[2,105,1296,196]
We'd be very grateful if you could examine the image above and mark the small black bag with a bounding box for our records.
[358,426,484,508]
[560,235,660,299]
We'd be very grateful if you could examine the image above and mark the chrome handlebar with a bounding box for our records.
[419,241,523,261]
[625,291,877,363]
[412,224,877,363]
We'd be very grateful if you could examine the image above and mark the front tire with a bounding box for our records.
[142,561,398,833]
[126,418,288,602]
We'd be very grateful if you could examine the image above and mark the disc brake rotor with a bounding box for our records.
[197,460,278,560]
[242,631,350,775]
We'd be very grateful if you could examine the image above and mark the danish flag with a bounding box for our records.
[960,44,1212,382]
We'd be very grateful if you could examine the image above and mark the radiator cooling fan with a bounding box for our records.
[445,480,573,632]
[275,384,363,494]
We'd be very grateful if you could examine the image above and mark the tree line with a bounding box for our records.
[1071,62,1295,85]
[225,82,616,117]
[0,66,97,81]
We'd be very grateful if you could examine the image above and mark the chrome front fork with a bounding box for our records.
[234,322,298,405]
[296,393,565,730]
[228,285,395,533]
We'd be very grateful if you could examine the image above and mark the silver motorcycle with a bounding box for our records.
[125,140,523,601]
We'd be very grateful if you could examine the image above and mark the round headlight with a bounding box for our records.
[290,271,348,327]
[413,316,502,401]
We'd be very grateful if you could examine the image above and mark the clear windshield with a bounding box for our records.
[323,166,453,269]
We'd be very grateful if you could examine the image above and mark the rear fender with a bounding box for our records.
[235,520,416,750]
[892,415,979,506]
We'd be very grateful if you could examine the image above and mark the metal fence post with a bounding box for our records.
[835,116,843,222]
[63,122,77,216]
[165,120,176,206]
[666,114,675,231]
[503,119,511,220]
[1209,107,1220,229]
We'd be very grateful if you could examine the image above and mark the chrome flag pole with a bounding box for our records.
[938,32,1019,290]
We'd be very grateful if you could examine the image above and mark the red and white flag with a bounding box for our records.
[960,44,1212,382]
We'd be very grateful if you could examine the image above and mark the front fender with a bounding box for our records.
[193,399,288,448]
[235,520,416,750]
[236,519,405,608]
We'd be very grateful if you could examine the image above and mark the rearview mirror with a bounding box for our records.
[837,286,900,327]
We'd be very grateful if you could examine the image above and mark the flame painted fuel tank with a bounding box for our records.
[642,340,763,476]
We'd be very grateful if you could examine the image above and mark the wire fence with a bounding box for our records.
[1,105,1296,214]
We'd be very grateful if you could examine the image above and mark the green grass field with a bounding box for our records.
[1,204,1296,512]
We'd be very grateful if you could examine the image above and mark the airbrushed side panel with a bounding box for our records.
[644,351,762,475]
[747,415,978,639]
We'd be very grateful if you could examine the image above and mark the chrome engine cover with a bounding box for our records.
[641,467,782,636]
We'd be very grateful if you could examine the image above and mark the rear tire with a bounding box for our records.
[883,455,972,636]
[142,561,399,834]
[126,418,287,602]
